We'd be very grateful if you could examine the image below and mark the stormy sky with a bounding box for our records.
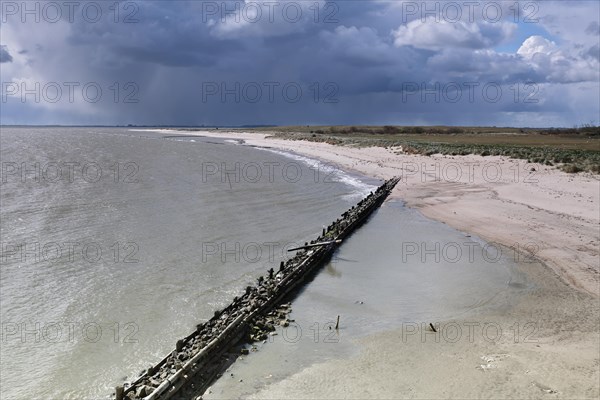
[1,0,599,127]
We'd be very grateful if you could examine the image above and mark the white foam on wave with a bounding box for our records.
[128,128,179,133]
[256,147,377,201]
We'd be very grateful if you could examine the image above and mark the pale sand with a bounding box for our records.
[173,130,599,398]
[246,261,599,399]
[189,130,599,297]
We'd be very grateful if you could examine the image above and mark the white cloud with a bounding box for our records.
[392,17,516,50]
[0,0,598,127]
[518,35,599,83]
[517,35,558,58]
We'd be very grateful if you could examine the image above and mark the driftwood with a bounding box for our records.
[287,240,342,252]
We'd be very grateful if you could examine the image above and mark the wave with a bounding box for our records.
[251,147,378,200]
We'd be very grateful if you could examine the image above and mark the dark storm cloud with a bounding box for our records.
[585,21,600,36]
[1,0,599,126]
[0,45,13,63]
[583,44,600,61]
[111,45,218,68]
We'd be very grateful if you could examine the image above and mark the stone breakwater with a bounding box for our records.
[115,177,400,400]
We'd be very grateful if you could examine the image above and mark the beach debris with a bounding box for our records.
[136,385,151,398]
[115,386,124,400]
[533,381,558,394]
[477,354,509,371]
[114,178,401,400]
[429,323,437,333]
[287,240,342,252]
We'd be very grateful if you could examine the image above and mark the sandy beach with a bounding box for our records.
[6,3,599,398]
[192,130,599,298]
[180,129,600,399]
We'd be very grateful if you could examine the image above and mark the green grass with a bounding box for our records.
[243,125,600,174]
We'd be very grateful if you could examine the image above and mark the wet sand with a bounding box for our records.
[198,203,598,400]
[194,130,599,297]
[165,129,599,399]
[244,273,599,399]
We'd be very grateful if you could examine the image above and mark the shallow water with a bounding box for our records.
[0,127,529,399]
[0,127,373,400]
[203,200,532,399]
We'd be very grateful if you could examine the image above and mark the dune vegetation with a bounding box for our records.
[248,125,600,173]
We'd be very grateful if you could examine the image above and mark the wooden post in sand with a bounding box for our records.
[335,315,340,330]
[115,386,124,400]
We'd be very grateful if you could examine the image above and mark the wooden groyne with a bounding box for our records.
[116,177,400,400]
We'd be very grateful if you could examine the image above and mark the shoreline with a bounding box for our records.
[243,252,599,399]
[201,204,571,400]
[136,128,599,398]
[162,129,599,298]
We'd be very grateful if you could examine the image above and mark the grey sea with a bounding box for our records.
[0,127,529,399]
